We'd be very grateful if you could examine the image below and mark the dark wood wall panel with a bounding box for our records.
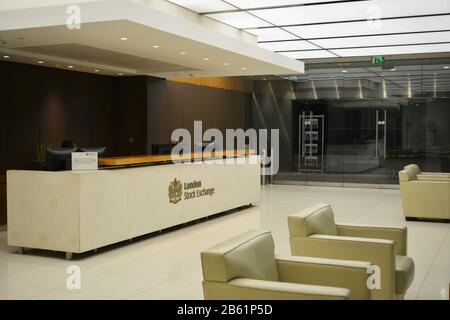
[147,78,250,149]
[0,61,148,225]
[115,76,148,155]
[1,61,120,172]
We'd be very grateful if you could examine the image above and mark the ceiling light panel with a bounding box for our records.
[313,31,450,49]
[206,12,271,28]
[280,50,337,59]
[167,0,234,13]
[246,27,298,41]
[332,43,450,57]
[249,0,450,26]
[259,40,322,51]
[225,0,347,9]
[286,16,450,39]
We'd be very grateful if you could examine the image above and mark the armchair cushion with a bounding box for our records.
[276,255,372,300]
[336,223,407,256]
[395,256,415,295]
[203,279,351,300]
[288,203,338,237]
[228,278,351,300]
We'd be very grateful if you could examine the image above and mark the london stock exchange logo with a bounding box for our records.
[168,178,183,204]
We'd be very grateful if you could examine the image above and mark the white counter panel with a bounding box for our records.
[7,156,260,254]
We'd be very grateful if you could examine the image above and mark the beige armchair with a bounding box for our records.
[288,204,415,300]
[201,230,373,300]
[399,166,450,221]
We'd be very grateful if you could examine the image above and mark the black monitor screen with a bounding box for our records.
[45,147,78,171]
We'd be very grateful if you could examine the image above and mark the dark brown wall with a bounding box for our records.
[115,76,148,155]
[0,61,149,172]
[0,175,5,226]
[0,61,148,225]
[147,78,251,149]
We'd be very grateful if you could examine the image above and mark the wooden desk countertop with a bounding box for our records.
[99,149,255,167]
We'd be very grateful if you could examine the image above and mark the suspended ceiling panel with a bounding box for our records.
[168,0,450,60]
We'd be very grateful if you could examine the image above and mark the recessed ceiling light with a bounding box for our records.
[120,37,128,41]
[390,68,396,71]
[180,51,187,55]
[444,66,449,69]
[342,70,347,73]
[94,69,100,73]
[68,65,74,69]
[118,73,124,76]
[3,55,10,59]
[38,61,44,64]
[241,67,247,70]
[224,62,230,66]
[203,58,209,61]
[152,45,160,48]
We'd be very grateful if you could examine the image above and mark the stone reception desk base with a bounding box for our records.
[7,155,260,259]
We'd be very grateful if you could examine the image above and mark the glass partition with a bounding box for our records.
[252,59,450,185]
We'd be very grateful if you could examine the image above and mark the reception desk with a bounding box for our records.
[7,153,260,259]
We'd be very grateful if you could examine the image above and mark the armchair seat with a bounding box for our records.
[396,256,414,296]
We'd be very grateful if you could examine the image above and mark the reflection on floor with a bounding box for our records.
[0,185,449,300]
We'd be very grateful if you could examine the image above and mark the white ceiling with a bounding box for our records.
[167,0,450,60]
[0,0,304,77]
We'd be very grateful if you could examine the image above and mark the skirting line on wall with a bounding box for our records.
[273,180,400,190]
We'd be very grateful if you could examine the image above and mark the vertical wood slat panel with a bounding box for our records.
[167,76,251,93]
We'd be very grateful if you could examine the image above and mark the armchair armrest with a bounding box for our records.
[417,174,450,181]
[289,234,396,299]
[336,223,407,255]
[420,172,450,177]
[227,278,351,300]
[275,255,372,299]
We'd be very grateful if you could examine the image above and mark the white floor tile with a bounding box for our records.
[0,185,448,300]
[0,282,50,299]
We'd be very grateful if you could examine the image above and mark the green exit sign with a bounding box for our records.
[372,56,385,64]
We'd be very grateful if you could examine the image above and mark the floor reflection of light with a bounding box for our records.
[440,288,447,299]
[382,78,388,99]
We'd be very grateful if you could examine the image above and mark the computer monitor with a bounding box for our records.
[152,144,175,155]
[79,147,106,158]
[45,147,78,171]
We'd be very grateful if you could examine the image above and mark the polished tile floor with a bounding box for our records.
[0,185,449,300]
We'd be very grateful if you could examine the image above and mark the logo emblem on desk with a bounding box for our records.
[169,178,183,204]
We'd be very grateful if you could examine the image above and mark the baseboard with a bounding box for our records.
[406,217,450,223]
[273,180,399,190]
[0,224,6,231]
